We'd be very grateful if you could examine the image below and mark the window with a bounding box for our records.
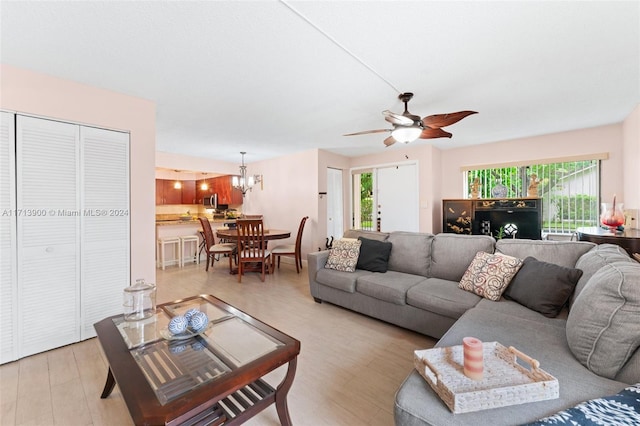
[465,160,600,234]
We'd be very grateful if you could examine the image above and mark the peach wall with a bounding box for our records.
[0,64,157,283]
[240,149,319,260]
[440,123,625,232]
[622,105,640,210]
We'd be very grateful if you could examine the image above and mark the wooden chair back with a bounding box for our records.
[236,218,270,281]
[294,216,309,267]
[198,217,214,253]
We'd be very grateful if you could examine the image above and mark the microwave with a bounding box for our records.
[203,194,218,208]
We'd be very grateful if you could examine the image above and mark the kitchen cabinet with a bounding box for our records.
[1,113,130,363]
[155,179,183,205]
[443,198,542,240]
[181,180,196,204]
[196,176,242,206]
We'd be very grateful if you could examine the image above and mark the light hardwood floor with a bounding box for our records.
[1,259,436,426]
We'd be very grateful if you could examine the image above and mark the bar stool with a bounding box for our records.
[179,235,200,267]
[157,236,180,270]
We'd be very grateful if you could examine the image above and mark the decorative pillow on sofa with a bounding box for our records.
[566,261,640,379]
[324,238,362,273]
[522,383,640,426]
[356,237,393,273]
[503,256,583,318]
[459,251,524,301]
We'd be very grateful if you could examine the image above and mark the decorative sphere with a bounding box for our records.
[191,341,205,351]
[189,311,209,332]
[169,343,187,354]
[168,315,188,334]
[184,308,200,321]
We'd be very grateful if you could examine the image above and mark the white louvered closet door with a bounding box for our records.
[80,126,130,339]
[1,112,18,363]
[16,116,81,358]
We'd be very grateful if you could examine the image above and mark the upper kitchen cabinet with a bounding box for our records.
[155,179,190,205]
[196,176,242,206]
[181,180,196,204]
[213,175,242,205]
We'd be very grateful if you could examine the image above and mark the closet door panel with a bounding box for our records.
[80,126,130,339]
[0,112,18,363]
[16,116,80,358]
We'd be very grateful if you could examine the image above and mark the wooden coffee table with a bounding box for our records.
[94,294,300,425]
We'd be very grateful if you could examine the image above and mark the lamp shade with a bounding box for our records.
[391,126,422,144]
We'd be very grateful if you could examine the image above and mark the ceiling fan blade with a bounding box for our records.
[343,129,390,136]
[420,127,452,139]
[422,111,478,129]
[383,110,414,126]
[383,136,396,147]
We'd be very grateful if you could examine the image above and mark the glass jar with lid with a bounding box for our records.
[123,279,157,321]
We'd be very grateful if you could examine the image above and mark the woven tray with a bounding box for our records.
[414,341,558,414]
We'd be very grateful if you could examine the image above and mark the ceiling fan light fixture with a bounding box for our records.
[391,126,422,144]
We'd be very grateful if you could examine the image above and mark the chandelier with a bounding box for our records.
[232,152,261,197]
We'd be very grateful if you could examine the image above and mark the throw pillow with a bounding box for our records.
[459,251,524,301]
[522,383,640,426]
[566,261,640,379]
[324,238,362,272]
[356,237,393,272]
[503,256,583,318]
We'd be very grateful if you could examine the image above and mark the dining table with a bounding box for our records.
[215,228,291,244]
[215,228,291,275]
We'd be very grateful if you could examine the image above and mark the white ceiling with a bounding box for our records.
[2,1,638,164]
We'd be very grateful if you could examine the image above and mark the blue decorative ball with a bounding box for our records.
[189,311,209,332]
[168,315,188,334]
[191,341,205,351]
[184,308,199,321]
[169,343,187,354]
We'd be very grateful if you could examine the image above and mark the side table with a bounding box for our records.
[576,226,640,257]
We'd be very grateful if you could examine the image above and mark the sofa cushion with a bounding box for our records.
[504,256,583,318]
[324,238,361,272]
[474,298,569,323]
[343,229,389,242]
[407,278,482,319]
[356,271,426,305]
[495,239,594,269]
[459,251,523,301]
[430,234,495,281]
[315,268,372,293]
[571,244,634,308]
[566,261,640,379]
[386,232,434,277]
[356,237,393,273]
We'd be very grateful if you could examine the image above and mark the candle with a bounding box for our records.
[463,337,484,380]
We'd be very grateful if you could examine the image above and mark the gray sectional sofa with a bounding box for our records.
[306,230,640,425]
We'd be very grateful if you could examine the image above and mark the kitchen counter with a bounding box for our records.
[155,219,235,226]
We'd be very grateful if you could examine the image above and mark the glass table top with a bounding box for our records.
[112,296,284,405]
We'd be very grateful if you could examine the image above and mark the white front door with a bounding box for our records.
[376,164,419,232]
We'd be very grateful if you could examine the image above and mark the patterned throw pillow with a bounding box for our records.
[324,238,362,272]
[522,383,640,426]
[459,251,524,301]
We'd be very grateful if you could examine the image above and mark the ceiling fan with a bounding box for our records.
[344,92,477,147]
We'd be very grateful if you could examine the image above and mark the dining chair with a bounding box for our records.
[271,216,308,273]
[198,217,235,272]
[236,218,271,282]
